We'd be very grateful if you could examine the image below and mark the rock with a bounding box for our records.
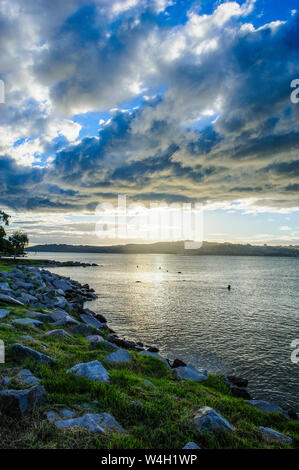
[0,294,24,305]
[0,309,11,319]
[0,282,10,290]
[247,400,285,415]
[104,341,119,351]
[182,442,201,449]
[17,369,40,386]
[46,410,60,422]
[60,408,76,418]
[2,376,11,386]
[193,407,234,433]
[21,335,36,342]
[11,343,56,366]
[54,412,124,434]
[144,379,155,387]
[26,311,53,323]
[45,329,71,339]
[67,360,109,383]
[17,293,38,305]
[0,385,47,417]
[259,426,292,443]
[174,365,208,383]
[53,279,73,291]
[105,349,131,363]
[52,315,79,326]
[80,314,105,329]
[227,375,248,388]
[147,346,159,353]
[139,350,171,368]
[86,335,105,347]
[13,281,34,290]
[12,318,43,328]
[172,358,187,368]
[133,400,143,407]
[53,297,68,309]
[83,308,107,323]
[68,323,95,336]
[231,387,252,399]
[48,309,68,322]
[0,323,14,328]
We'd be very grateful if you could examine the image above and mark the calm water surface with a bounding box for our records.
[28,253,299,410]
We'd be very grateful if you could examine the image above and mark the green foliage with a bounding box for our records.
[0,210,29,258]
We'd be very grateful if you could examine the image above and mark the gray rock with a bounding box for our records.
[54,412,124,434]
[67,360,109,383]
[17,293,38,305]
[2,376,11,386]
[247,400,285,415]
[46,410,60,422]
[0,282,10,290]
[182,442,201,449]
[80,314,105,329]
[12,318,43,328]
[0,294,24,305]
[139,350,171,368]
[0,323,14,328]
[48,309,68,322]
[52,315,79,326]
[60,408,76,418]
[0,309,11,319]
[53,279,73,291]
[53,297,68,309]
[68,323,95,336]
[105,349,131,363]
[11,343,56,366]
[174,365,208,383]
[143,379,155,387]
[13,281,34,290]
[17,369,40,386]
[26,311,53,323]
[104,341,119,351]
[45,329,71,339]
[259,426,292,443]
[193,407,234,433]
[0,385,47,417]
[86,335,105,346]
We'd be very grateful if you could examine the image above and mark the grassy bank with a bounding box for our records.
[0,262,298,449]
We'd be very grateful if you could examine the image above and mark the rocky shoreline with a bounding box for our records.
[0,263,297,448]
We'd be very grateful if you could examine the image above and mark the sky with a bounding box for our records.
[0,0,299,246]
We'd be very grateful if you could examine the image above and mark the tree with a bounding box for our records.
[8,231,29,259]
[0,210,10,256]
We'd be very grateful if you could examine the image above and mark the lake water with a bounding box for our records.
[28,252,299,411]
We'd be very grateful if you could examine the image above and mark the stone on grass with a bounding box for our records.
[0,323,14,328]
[0,309,11,319]
[48,309,68,322]
[11,343,56,366]
[193,407,234,433]
[174,365,208,383]
[0,282,10,290]
[80,314,105,329]
[68,323,95,336]
[144,379,155,388]
[67,360,109,383]
[0,294,24,305]
[247,400,285,415]
[12,318,43,328]
[60,408,76,418]
[45,329,71,339]
[0,385,47,417]
[17,293,38,305]
[86,335,104,347]
[17,369,40,386]
[139,350,171,368]
[26,311,53,323]
[259,426,292,443]
[46,410,60,422]
[104,341,119,351]
[182,442,201,449]
[54,412,124,434]
[52,315,79,326]
[105,349,131,363]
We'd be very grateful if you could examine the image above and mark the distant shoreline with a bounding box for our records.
[26,241,299,257]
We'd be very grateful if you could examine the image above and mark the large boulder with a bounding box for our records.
[17,293,38,305]
[174,365,208,383]
[67,360,110,383]
[0,282,10,291]
[193,407,234,433]
[80,314,105,329]
[68,323,95,336]
[12,318,43,328]
[247,400,285,415]
[0,385,47,417]
[26,311,53,323]
[45,329,71,339]
[259,426,292,443]
[0,309,11,319]
[104,349,131,363]
[54,412,124,434]
[16,369,40,386]
[182,442,201,449]
[86,335,105,347]
[139,350,171,368]
[0,294,24,306]
[11,343,56,366]
[53,279,73,291]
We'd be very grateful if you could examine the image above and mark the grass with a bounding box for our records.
[0,262,299,449]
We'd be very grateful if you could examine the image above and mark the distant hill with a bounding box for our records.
[26,241,299,257]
